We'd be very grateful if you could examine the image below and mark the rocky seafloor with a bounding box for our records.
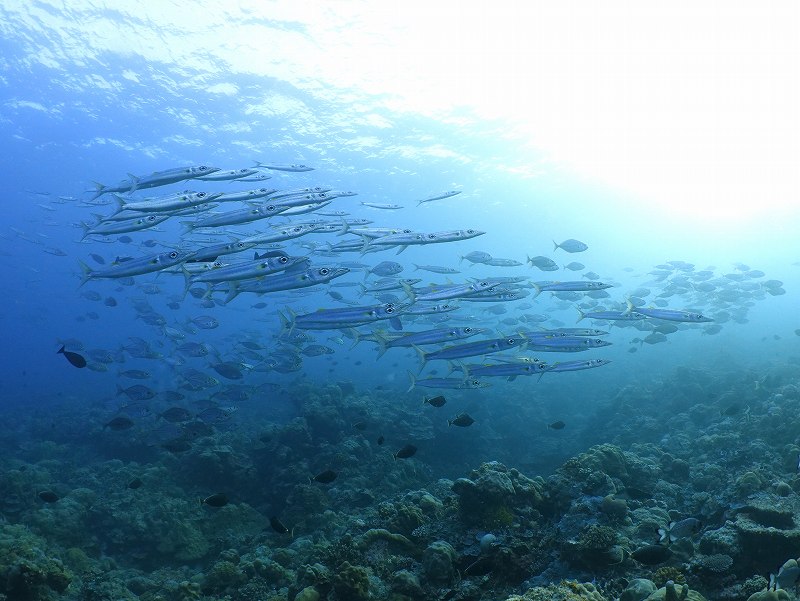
[2,359,800,601]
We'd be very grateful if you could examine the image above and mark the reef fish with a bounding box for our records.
[310,470,338,484]
[393,444,418,460]
[658,517,702,543]
[57,345,87,368]
[200,493,229,507]
[448,413,475,427]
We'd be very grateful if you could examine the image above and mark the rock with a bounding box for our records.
[620,578,657,601]
[421,541,457,585]
[294,586,320,601]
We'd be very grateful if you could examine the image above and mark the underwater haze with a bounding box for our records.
[1,3,800,601]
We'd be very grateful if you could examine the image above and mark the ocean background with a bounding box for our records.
[1,3,799,601]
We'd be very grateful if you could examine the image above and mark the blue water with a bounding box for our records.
[1,4,799,600]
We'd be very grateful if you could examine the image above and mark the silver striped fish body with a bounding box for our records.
[82,214,168,237]
[189,255,306,285]
[120,191,222,212]
[194,168,260,181]
[80,249,191,284]
[188,202,290,229]
[214,188,277,203]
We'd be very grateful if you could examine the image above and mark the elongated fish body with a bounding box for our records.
[291,303,405,329]
[402,303,459,316]
[214,188,278,203]
[413,264,460,274]
[376,326,486,357]
[186,203,291,229]
[256,162,314,172]
[533,281,613,297]
[188,240,258,262]
[576,308,647,322]
[222,266,349,302]
[418,336,526,370]
[415,190,461,205]
[82,214,169,237]
[533,328,608,337]
[404,280,495,303]
[543,359,612,374]
[186,255,307,286]
[407,371,489,392]
[273,190,356,210]
[460,290,529,302]
[90,164,220,198]
[367,229,485,249]
[362,202,403,210]
[118,191,223,213]
[278,201,332,216]
[519,334,611,350]
[241,223,321,245]
[626,300,713,323]
[194,167,260,181]
[460,362,549,379]
[79,250,191,285]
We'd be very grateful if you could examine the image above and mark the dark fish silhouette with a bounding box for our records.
[448,413,475,427]
[127,478,143,489]
[377,436,385,446]
[269,516,290,534]
[548,420,566,430]
[57,345,86,368]
[424,395,447,408]
[631,544,672,565]
[201,493,228,507]
[310,470,338,484]
[38,490,59,503]
[393,444,417,460]
[104,416,134,431]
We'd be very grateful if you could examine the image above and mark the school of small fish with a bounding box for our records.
[49,161,784,457]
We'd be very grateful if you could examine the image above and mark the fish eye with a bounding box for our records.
[169,251,178,258]
[472,380,480,385]
[427,233,436,239]
[479,282,489,287]
[403,229,412,233]
[259,188,267,193]
[507,338,515,344]
[464,327,472,333]
[595,339,602,344]
[319,268,329,275]
[267,205,275,211]
[197,192,206,198]
[199,166,208,171]
[386,306,394,314]
[147,215,156,221]
[467,229,475,234]
[236,242,245,248]
[279,256,288,263]
[213,261,222,268]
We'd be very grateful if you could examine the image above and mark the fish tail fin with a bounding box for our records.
[127,173,139,193]
[374,331,388,359]
[553,240,559,251]
[77,260,93,288]
[406,370,417,393]
[223,281,240,304]
[575,306,585,323]
[412,345,427,374]
[357,283,367,297]
[179,221,195,235]
[413,263,419,271]
[658,528,667,543]
[337,219,349,236]
[111,193,127,215]
[531,283,542,298]
[623,297,634,316]
[180,264,193,298]
[57,345,65,355]
[79,221,92,240]
[401,281,416,304]
[89,181,107,200]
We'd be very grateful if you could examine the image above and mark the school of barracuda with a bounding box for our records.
[71,162,784,411]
